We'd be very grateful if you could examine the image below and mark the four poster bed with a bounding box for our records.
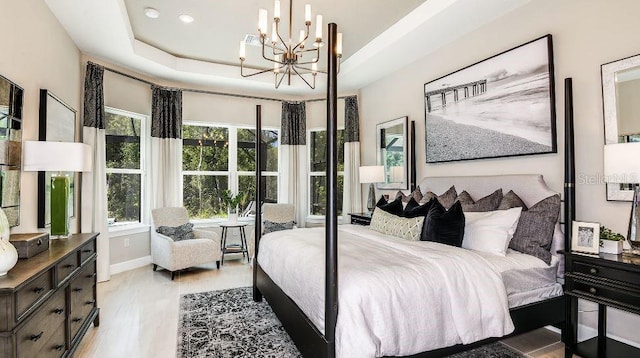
[253,23,575,358]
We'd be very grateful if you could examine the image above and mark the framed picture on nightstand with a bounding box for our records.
[571,221,600,254]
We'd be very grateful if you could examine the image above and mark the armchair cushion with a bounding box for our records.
[156,223,195,241]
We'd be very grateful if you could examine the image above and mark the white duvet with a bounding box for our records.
[257,224,515,358]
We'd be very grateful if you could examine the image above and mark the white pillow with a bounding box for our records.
[462,207,523,256]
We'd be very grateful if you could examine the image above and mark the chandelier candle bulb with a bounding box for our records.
[315,15,322,41]
[258,9,268,34]
[274,55,280,72]
[312,62,317,74]
[274,0,281,20]
[239,41,246,60]
[336,33,343,56]
[272,24,278,44]
[305,4,311,23]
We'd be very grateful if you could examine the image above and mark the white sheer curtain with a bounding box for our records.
[81,62,110,282]
[150,86,183,209]
[278,102,307,227]
[342,96,362,220]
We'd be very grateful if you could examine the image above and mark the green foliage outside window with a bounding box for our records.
[310,130,345,215]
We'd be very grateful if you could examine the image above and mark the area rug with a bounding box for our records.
[177,287,525,358]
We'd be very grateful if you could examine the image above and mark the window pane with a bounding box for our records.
[237,129,278,172]
[107,173,141,224]
[183,175,229,218]
[309,175,343,216]
[105,112,141,169]
[238,175,278,204]
[182,125,228,171]
[310,130,344,172]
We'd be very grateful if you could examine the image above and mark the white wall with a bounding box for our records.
[0,0,81,234]
[359,0,640,345]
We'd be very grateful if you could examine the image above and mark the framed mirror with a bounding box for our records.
[0,74,23,227]
[602,54,640,201]
[376,116,408,190]
[38,89,76,228]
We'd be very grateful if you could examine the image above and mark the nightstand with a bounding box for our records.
[562,250,640,358]
[349,212,372,225]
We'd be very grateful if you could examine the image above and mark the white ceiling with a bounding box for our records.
[44,0,531,97]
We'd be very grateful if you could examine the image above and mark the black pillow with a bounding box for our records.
[402,197,435,218]
[375,195,388,208]
[376,197,404,216]
[421,200,465,247]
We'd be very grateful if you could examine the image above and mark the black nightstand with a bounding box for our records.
[349,212,372,225]
[562,250,640,358]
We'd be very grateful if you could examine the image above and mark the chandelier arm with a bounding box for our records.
[261,43,286,64]
[292,25,311,53]
[274,70,287,89]
[240,62,280,78]
[263,41,287,53]
[290,65,315,89]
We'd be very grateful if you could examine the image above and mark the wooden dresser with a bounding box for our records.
[0,233,99,358]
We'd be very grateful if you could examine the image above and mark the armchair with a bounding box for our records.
[248,203,296,260]
[151,207,222,280]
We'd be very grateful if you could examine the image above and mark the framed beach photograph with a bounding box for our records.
[571,221,600,254]
[424,35,557,163]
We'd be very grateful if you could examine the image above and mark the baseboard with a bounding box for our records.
[544,324,640,349]
[110,255,151,275]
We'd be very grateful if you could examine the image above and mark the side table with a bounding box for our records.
[349,212,372,225]
[220,222,249,265]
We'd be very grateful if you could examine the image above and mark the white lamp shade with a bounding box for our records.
[359,165,384,184]
[23,141,93,172]
[603,142,640,183]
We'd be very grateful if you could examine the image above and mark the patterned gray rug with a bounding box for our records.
[177,287,525,358]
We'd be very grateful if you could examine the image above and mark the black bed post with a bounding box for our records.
[253,104,263,302]
[410,120,417,192]
[564,78,575,250]
[325,22,339,358]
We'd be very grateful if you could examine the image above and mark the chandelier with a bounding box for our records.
[239,0,342,89]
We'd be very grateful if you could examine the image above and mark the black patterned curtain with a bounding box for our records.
[84,62,105,129]
[344,95,359,143]
[281,101,306,145]
[343,95,362,215]
[151,86,183,139]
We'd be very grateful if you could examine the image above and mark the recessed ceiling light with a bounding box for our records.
[179,14,194,23]
[144,7,160,19]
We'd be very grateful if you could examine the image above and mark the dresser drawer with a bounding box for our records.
[69,264,96,315]
[574,261,640,286]
[55,254,79,286]
[572,279,640,311]
[16,289,65,358]
[79,240,96,265]
[33,321,66,358]
[15,269,53,319]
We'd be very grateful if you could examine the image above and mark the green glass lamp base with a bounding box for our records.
[50,174,70,237]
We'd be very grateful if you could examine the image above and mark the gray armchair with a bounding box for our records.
[151,207,222,280]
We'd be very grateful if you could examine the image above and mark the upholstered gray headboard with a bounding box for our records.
[418,174,565,278]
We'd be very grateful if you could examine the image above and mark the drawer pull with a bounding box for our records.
[33,287,45,294]
[73,288,83,292]
[86,300,96,305]
[37,239,43,246]
[589,287,597,294]
[55,344,64,351]
[72,317,83,323]
[30,331,44,341]
[54,308,64,315]
[81,249,93,253]
[590,268,598,274]
[63,264,75,269]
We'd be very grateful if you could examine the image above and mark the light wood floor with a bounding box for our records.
[75,256,572,358]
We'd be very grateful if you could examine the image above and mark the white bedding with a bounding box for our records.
[257,224,516,358]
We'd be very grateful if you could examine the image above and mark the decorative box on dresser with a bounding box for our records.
[0,233,99,358]
[563,250,640,358]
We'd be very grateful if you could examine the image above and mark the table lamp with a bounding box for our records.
[359,165,385,213]
[23,141,92,237]
[604,142,640,254]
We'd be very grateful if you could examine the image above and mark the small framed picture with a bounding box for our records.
[571,221,600,254]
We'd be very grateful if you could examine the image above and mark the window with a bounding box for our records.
[105,108,145,226]
[309,129,344,216]
[182,124,279,219]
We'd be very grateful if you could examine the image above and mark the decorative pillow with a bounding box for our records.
[396,187,424,204]
[375,195,388,208]
[264,220,295,234]
[420,185,458,209]
[395,191,409,203]
[376,197,404,216]
[457,189,503,212]
[421,200,465,247]
[156,223,195,241]
[411,186,423,203]
[498,190,528,210]
[370,209,425,241]
[402,197,435,218]
[508,194,561,265]
[462,207,523,256]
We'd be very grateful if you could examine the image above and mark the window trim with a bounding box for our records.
[307,127,345,219]
[104,106,148,229]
